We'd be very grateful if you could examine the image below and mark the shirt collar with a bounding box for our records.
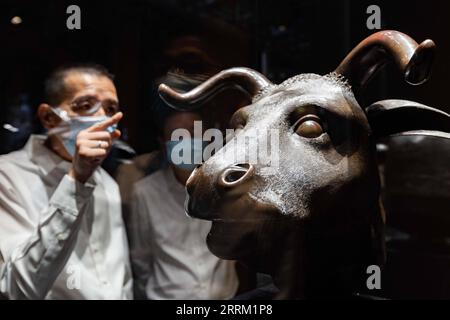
[25,134,72,176]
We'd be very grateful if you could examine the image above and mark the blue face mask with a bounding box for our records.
[50,108,117,157]
[165,138,206,172]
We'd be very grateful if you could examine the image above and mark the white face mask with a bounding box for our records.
[165,138,207,172]
[48,107,117,157]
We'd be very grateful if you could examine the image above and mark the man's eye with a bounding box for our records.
[104,105,118,115]
[73,102,93,111]
[293,115,324,138]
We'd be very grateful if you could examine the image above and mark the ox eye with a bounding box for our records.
[293,115,324,138]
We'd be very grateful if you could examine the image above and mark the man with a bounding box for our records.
[0,65,133,299]
[128,72,238,299]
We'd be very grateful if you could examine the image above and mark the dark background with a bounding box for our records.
[1,0,449,153]
[1,0,450,299]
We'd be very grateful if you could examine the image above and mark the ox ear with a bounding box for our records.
[366,99,450,139]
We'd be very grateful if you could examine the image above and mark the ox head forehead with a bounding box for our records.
[254,72,351,101]
[244,72,368,130]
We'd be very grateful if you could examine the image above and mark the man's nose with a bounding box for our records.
[94,105,107,117]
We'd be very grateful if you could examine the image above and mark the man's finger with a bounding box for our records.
[88,112,123,132]
[110,129,121,140]
[82,140,111,149]
[80,131,112,141]
[80,147,108,158]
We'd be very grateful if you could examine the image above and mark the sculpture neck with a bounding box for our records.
[270,200,381,299]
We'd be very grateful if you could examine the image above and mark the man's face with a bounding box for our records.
[38,71,120,160]
[55,72,119,119]
[162,112,202,142]
[39,72,119,131]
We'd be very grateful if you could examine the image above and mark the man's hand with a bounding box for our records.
[69,112,123,183]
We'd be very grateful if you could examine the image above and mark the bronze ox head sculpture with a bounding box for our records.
[159,31,450,298]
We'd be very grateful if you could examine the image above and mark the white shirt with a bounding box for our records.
[128,166,238,300]
[0,135,133,299]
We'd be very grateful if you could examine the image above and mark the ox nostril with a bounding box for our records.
[224,170,246,183]
[219,163,254,188]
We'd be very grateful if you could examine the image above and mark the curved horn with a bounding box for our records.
[158,67,272,111]
[335,30,436,89]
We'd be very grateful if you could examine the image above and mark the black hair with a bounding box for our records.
[44,63,114,106]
